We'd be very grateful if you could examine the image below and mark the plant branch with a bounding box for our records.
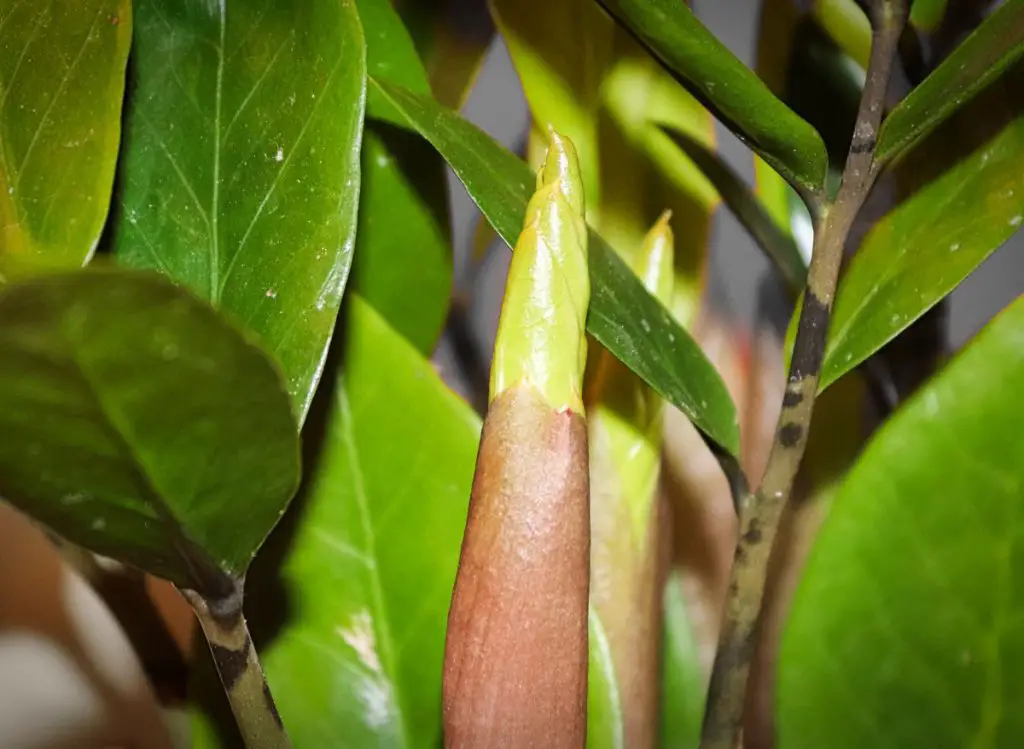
[699,3,909,748]
[183,584,293,749]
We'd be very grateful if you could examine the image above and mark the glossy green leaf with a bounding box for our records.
[779,295,1024,749]
[594,0,828,197]
[0,0,131,279]
[876,1,1024,165]
[589,608,625,749]
[659,572,705,749]
[353,0,451,351]
[0,268,299,590]
[821,80,1024,390]
[660,124,806,294]
[192,294,479,748]
[110,0,366,422]
[910,0,948,31]
[812,0,870,70]
[369,78,739,454]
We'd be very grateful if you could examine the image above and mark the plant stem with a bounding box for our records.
[698,3,908,748]
[183,586,293,749]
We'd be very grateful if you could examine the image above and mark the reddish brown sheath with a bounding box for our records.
[442,385,590,749]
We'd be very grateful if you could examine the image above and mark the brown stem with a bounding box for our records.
[698,3,909,748]
[182,585,293,749]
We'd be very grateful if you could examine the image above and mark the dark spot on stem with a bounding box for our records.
[782,388,804,407]
[850,135,876,154]
[779,422,804,448]
[743,521,763,545]
[790,291,830,379]
[263,680,284,729]
[210,637,250,692]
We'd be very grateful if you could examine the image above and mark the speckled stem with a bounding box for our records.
[699,3,909,748]
[183,586,292,749]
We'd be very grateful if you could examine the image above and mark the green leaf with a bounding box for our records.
[0,0,132,279]
[589,608,625,749]
[110,0,366,422]
[352,0,451,352]
[0,268,299,590]
[594,0,828,197]
[192,294,479,748]
[910,0,948,31]
[353,126,451,352]
[778,295,1024,749]
[659,572,705,749]
[660,124,806,294]
[370,77,739,455]
[876,1,1024,165]
[821,77,1024,390]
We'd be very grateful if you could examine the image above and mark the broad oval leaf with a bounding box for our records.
[0,268,300,591]
[594,0,828,197]
[353,0,452,352]
[0,0,131,278]
[369,78,739,455]
[910,0,948,31]
[779,295,1024,749]
[191,294,480,748]
[821,77,1024,390]
[111,0,366,422]
[876,1,1024,165]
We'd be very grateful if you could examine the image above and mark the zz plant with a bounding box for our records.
[0,0,1022,748]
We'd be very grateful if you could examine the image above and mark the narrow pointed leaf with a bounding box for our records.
[876,1,1024,165]
[353,0,451,351]
[0,0,131,278]
[822,79,1024,390]
[593,0,828,197]
[370,77,739,455]
[111,0,366,422]
[0,269,300,591]
[192,295,480,747]
[660,124,806,294]
[779,295,1024,749]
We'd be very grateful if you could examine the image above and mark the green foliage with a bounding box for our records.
[371,79,740,455]
[595,0,828,197]
[876,1,1024,166]
[111,0,366,422]
[780,296,1024,749]
[0,0,131,279]
[0,269,299,589]
[193,295,480,747]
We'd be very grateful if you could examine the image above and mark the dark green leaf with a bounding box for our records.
[876,1,1024,165]
[352,0,451,352]
[111,0,366,422]
[779,295,1024,749]
[0,0,131,279]
[370,77,739,455]
[593,0,828,197]
[660,124,806,294]
[822,78,1024,390]
[192,294,479,748]
[659,571,705,749]
[0,268,299,590]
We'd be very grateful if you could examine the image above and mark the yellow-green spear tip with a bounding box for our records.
[490,130,590,413]
[638,210,674,305]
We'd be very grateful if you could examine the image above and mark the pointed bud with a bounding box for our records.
[444,133,592,749]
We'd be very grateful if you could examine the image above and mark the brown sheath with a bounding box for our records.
[443,385,590,749]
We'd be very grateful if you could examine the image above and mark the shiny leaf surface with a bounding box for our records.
[0,0,131,278]
[779,296,1024,749]
[370,78,739,455]
[111,0,366,422]
[193,294,480,747]
[353,0,451,351]
[594,0,828,197]
[876,1,1024,165]
[0,269,299,590]
[822,80,1024,389]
